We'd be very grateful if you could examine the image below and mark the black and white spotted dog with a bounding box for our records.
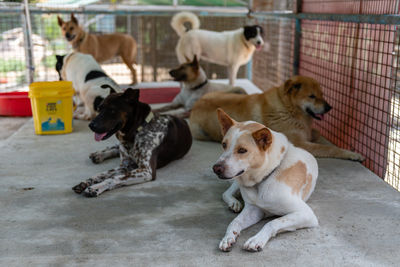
[56,52,122,120]
[72,88,192,197]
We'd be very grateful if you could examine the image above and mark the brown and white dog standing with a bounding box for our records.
[72,88,192,197]
[57,13,138,84]
[213,109,319,252]
[190,76,364,162]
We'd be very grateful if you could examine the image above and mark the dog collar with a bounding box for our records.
[190,80,208,90]
[73,32,86,49]
[137,112,154,132]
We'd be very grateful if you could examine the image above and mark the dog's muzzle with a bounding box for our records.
[65,33,76,41]
[213,163,226,179]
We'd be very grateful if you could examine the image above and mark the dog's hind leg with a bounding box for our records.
[74,104,94,120]
[243,202,318,252]
[89,145,120,164]
[120,38,138,84]
[294,140,364,162]
[123,58,138,85]
[223,181,243,213]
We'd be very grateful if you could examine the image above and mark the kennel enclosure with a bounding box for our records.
[0,0,399,191]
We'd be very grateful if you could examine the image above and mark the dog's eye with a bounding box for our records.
[237,148,247,154]
[309,94,316,99]
[222,142,227,149]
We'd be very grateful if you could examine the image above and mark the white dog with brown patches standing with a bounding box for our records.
[213,109,319,252]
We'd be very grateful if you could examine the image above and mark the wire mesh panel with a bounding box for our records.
[301,0,398,14]
[0,11,27,91]
[0,7,250,89]
[140,15,248,82]
[299,20,396,179]
[252,16,294,89]
[251,0,400,191]
[385,26,400,190]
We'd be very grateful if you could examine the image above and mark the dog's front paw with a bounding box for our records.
[345,151,365,162]
[243,235,267,252]
[229,200,243,213]
[219,232,238,252]
[83,187,99,198]
[72,182,88,194]
[89,152,104,164]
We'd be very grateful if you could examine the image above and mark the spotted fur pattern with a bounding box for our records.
[73,114,170,197]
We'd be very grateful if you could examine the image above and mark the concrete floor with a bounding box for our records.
[1,119,400,266]
[0,116,30,141]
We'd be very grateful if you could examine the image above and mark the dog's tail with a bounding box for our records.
[171,12,200,37]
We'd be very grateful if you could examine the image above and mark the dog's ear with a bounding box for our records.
[217,108,236,136]
[252,127,272,151]
[56,55,64,61]
[184,55,191,63]
[191,55,199,70]
[192,55,198,65]
[123,88,140,102]
[284,78,302,94]
[71,13,78,25]
[257,25,264,36]
[57,16,64,27]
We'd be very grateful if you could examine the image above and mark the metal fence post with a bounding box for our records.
[21,0,34,84]
[293,0,302,75]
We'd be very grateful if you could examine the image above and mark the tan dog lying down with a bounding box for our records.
[213,109,319,252]
[190,76,364,162]
[57,13,138,84]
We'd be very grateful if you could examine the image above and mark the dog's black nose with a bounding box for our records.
[324,103,332,112]
[169,70,176,77]
[66,33,71,38]
[257,40,261,45]
[213,164,225,176]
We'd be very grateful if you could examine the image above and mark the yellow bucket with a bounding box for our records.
[29,81,74,135]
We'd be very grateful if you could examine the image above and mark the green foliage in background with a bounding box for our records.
[44,15,62,41]
[0,59,25,73]
[43,55,57,69]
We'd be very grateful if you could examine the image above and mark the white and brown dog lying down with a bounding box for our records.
[171,12,264,85]
[56,52,122,120]
[153,56,246,118]
[191,76,363,213]
[213,109,319,252]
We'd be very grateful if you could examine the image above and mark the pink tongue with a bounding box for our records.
[316,114,325,120]
[94,132,107,142]
[256,45,262,51]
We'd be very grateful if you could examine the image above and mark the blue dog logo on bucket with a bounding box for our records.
[41,117,65,131]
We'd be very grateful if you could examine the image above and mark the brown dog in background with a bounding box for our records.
[189,76,364,161]
[57,13,138,84]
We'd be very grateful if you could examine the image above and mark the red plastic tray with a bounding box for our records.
[0,87,179,117]
[0,91,32,117]
[138,87,180,104]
